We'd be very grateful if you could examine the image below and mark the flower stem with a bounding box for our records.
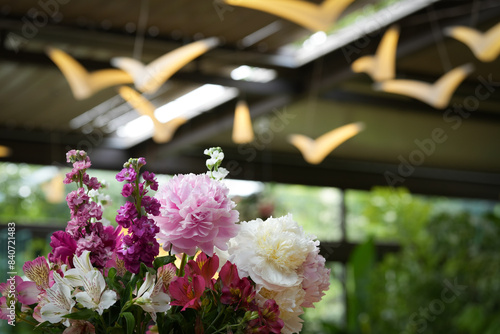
[177,253,188,277]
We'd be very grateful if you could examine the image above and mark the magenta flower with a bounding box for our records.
[116,201,138,228]
[153,173,240,256]
[48,231,78,267]
[219,261,255,310]
[248,299,284,334]
[168,275,205,311]
[121,183,134,197]
[142,171,158,191]
[142,196,161,216]
[116,167,137,182]
[185,253,219,289]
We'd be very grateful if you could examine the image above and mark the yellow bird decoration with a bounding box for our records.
[374,63,475,109]
[46,47,133,100]
[118,86,187,143]
[351,25,400,82]
[232,100,254,144]
[444,22,500,62]
[111,37,220,94]
[223,0,355,32]
[288,122,365,164]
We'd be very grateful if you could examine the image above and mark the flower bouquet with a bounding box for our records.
[0,147,330,333]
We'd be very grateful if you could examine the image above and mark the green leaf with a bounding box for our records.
[122,311,136,334]
[121,273,140,308]
[63,308,97,320]
[347,239,375,332]
[140,262,156,277]
[154,255,176,269]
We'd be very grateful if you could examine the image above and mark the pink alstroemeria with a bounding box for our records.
[168,275,205,311]
[185,253,219,289]
[17,280,39,305]
[0,296,11,320]
[63,319,96,334]
[219,261,255,310]
[0,276,39,306]
[23,256,51,291]
[247,299,284,334]
[157,263,177,292]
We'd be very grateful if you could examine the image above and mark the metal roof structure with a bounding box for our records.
[1,0,500,199]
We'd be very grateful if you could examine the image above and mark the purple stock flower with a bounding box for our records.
[116,167,137,182]
[66,188,89,213]
[137,157,146,167]
[116,201,138,228]
[114,156,161,273]
[142,196,161,216]
[76,222,122,269]
[121,183,134,197]
[118,217,159,273]
[143,171,159,191]
[86,201,103,220]
[85,176,101,190]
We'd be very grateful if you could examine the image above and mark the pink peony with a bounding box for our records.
[300,248,331,308]
[153,173,239,256]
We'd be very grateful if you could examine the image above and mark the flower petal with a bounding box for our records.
[17,281,39,305]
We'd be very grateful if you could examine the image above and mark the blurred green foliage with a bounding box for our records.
[320,187,500,334]
[0,162,125,225]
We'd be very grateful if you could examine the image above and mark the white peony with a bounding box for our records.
[228,214,316,290]
[257,285,306,334]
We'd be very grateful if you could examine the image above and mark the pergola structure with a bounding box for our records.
[1,0,500,202]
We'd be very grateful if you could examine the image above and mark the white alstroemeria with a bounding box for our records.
[134,273,171,321]
[75,269,117,315]
[63,251,94,287]
[40,283,76,327]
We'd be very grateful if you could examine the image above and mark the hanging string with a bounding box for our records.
[470,0,480,27]
[427,5,452,72]
[306,56,324,132]
[133,0,150,60]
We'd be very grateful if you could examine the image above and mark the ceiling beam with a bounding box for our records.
[309,1,500,94]
[139,148,500,200]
